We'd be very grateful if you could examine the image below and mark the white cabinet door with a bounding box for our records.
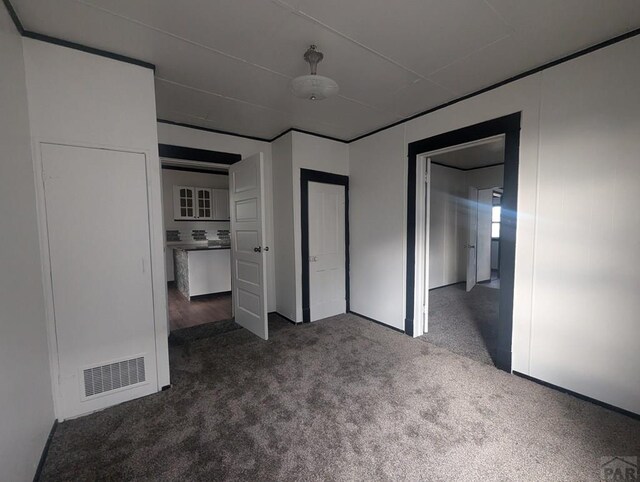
[195,188,213,220]
[173,185,195,220]
[213,188,230,220]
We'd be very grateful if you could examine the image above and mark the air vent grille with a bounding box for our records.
[83,357,145,398]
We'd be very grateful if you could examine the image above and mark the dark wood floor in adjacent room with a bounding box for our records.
[167,284,232,331]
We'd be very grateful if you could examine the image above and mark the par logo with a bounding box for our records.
[600,456,638,481]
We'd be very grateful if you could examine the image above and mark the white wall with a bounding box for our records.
[427,164,503,289]
[348,35,640,414]
[22,38,170,413]
[349,125,406,330]
[157,122,276,311]
[291,132,349,321]
[0,12,54,480]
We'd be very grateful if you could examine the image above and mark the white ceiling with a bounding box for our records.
[430,136,504,170]
[11,0,640,141]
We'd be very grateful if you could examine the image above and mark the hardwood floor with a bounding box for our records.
[168,283,232,331]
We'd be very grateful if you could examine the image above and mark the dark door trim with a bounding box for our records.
[300,169,350,323]
[405,112,521,372]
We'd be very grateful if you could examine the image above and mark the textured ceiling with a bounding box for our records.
[11,0,640,141]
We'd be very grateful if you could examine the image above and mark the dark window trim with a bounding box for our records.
[158,144,241,165]
[300,169,349,323]
[406,112,521,373]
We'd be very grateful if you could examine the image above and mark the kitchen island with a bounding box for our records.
[173,246,231,299]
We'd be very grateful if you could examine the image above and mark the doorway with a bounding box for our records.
[160,146,269,342]
[421,136,505,366]
[406,113,520,372]
[301,169,349,323]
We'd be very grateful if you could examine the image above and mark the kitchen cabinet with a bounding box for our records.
[173,185,195,220]
[173,186,229,220]
[213,189,230,220]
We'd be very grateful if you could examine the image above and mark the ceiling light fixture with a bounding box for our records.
[290,45,339,101]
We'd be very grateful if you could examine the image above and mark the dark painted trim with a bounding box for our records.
[33,419,57,482]
[161,385,171,391]
[349,311,404,334]
[271,311,299,325]
[431,161,505,172]
[2,0,24,34]
[161,165,229,176]
[428,281,465,291]
[3,0,154,69]
[350,27,640,143]
[157,119,271,143]
[4,1,638,147]
[270,127,348,144]
[300,169,350,323]
[513,371,640,421]
[159,144,240,165]
[405,112,520,373]
[22,31,155,71]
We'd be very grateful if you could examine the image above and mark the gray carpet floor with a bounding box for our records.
[425,283,499,366]
[40,313,640,481]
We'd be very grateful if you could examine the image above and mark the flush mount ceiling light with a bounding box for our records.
[290,45,339,101]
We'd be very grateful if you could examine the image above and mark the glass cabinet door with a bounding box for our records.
[196,188,213,220]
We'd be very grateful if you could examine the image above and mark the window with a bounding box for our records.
[491,192,502,239]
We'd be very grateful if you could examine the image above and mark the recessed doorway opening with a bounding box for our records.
[422,135,505,366]
[406,113,520,372]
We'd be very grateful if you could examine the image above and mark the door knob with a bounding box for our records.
[309,256,318,262]
[254,246,262,253]
[264,246,269,252]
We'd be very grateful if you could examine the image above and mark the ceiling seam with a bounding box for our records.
[270,0,458,95]
[73,0,402,116]
[156,80,347,133]
[73,0,291,79]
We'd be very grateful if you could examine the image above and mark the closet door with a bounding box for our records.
[41,143,158,420]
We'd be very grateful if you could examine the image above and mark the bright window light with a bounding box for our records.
[492,206,501,223]
[492,223,500,239]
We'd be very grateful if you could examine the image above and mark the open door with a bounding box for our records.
[229,153,268,340]
[466,186,479,292]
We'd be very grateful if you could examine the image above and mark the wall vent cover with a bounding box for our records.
[83,356,145,398]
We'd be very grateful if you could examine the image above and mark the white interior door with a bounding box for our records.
[41,143,158,420]
[229,153,268,339]
[466,186,479,292]
[309,182,346,322]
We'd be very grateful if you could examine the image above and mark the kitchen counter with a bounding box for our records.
[173,246,231,299]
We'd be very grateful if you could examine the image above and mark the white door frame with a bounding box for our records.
[412,154,431,337]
